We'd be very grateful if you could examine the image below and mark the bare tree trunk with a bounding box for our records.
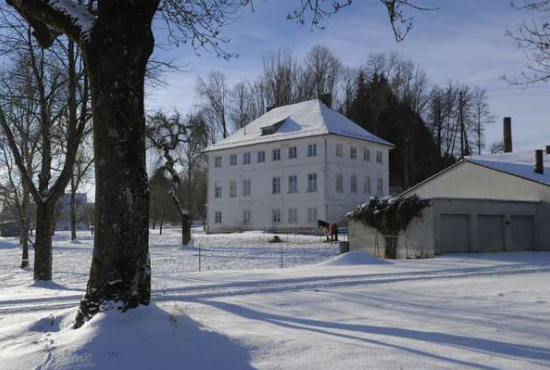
[34,202,54,280]
[70,177,77,240]
[75,8,155,327]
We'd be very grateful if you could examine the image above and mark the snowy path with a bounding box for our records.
[156,262,550,301]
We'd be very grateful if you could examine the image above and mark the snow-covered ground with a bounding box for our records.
[1,230,550,369]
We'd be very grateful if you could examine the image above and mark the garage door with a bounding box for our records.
[509,216,535,251]
[441,214,470,253]
[478,215,505,253]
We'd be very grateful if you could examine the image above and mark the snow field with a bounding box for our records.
[1,230,550,369]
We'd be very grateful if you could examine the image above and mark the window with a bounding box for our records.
[308,143,317,157]
[214,156,222,168]
[230,154,237,166]
[350,146,357,159]
[214,211,222,224]
[363,148,371,161]
[288,175,298,193]
[272,209,281,223]
[257,150,266,163]
[288,208,298,224]
[377,178,384,195]
[243,209,251,224]
[364,177,371,194]
[307,173,318,193]
[350,175,358,193]
[243,179,251,196]
[376,151,383,164]
[229,181,237,197]
[272,148,281,161]
[336,174,343,193]
[336,144,343,157]
[307,207,318,224]
[272,177,281,195]
[288,146,297,159]
[214,182,222,198]
[243,152,251,165]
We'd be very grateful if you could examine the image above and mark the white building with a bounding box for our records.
[204,98,393,233]
[349,149,550,258]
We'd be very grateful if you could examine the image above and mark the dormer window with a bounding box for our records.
[260,118,286,136]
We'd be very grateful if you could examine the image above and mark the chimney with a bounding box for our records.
[535,149,544,175]
[503,117,513,153]
[320,93,332,109]
[266,105,276,113]
[546,145,550,155]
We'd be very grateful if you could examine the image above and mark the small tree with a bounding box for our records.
[147,110,208,246]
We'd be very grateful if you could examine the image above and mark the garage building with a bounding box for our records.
[349,149,550,258]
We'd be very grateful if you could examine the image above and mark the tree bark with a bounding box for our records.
[19,188,30,269]
[70,177,77,240]
[75,5,157,328]
[34,202,54,280]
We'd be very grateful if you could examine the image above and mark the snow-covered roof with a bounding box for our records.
[204,99,393,152]
[467,151,550,186]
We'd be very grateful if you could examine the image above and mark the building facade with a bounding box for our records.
[349,150,550,257]
[204,99,393,233]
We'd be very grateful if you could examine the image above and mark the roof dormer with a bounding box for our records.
[260,118,287,136]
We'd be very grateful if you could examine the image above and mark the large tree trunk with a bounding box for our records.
[20,190,30,269]
[20,217,29,269]
[70,178,77,241]
[75,6,156,328]
[33,202,55,280]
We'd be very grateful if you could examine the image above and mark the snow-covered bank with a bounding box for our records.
[0,304,252,370]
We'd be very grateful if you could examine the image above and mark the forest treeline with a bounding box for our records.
[151,45,496,228]
[0,40,496,237]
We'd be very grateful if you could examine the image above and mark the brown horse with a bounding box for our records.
[318,219,339,242]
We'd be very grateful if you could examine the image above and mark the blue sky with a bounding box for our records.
[147,0,550,152]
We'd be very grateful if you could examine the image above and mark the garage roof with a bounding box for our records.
[468,151,550,187]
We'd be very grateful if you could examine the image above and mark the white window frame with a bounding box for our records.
[257,150,265,163]
[230,154,237,166]
[377,178,384,195]
[272,177,281,195]
[288,208,298,224]
[243,209,251,224]
[307,173,318,193]
[307,207,317,224]
[350,146,357,159]
[243,179,251,197]
[243,152,251,165]
[350,175,358,193]
[363,148,371,161]
[364,177,371,194]
[336,144,343,157]
[272,208,281,223]
[229,181,237,197]
[214,181,222,198]
[308,143,317,157]
[288,146,297,159]
[214,156,222,168]
[336,174,343,193]
[288,175,298,193]
[376,151,383,164]
[272,148,281,161]
[214,211,222,224]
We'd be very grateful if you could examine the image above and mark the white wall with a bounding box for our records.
[409,162,550,202]
[326,136,391,224]
[206,134,392,232]
[207,136,327,232]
